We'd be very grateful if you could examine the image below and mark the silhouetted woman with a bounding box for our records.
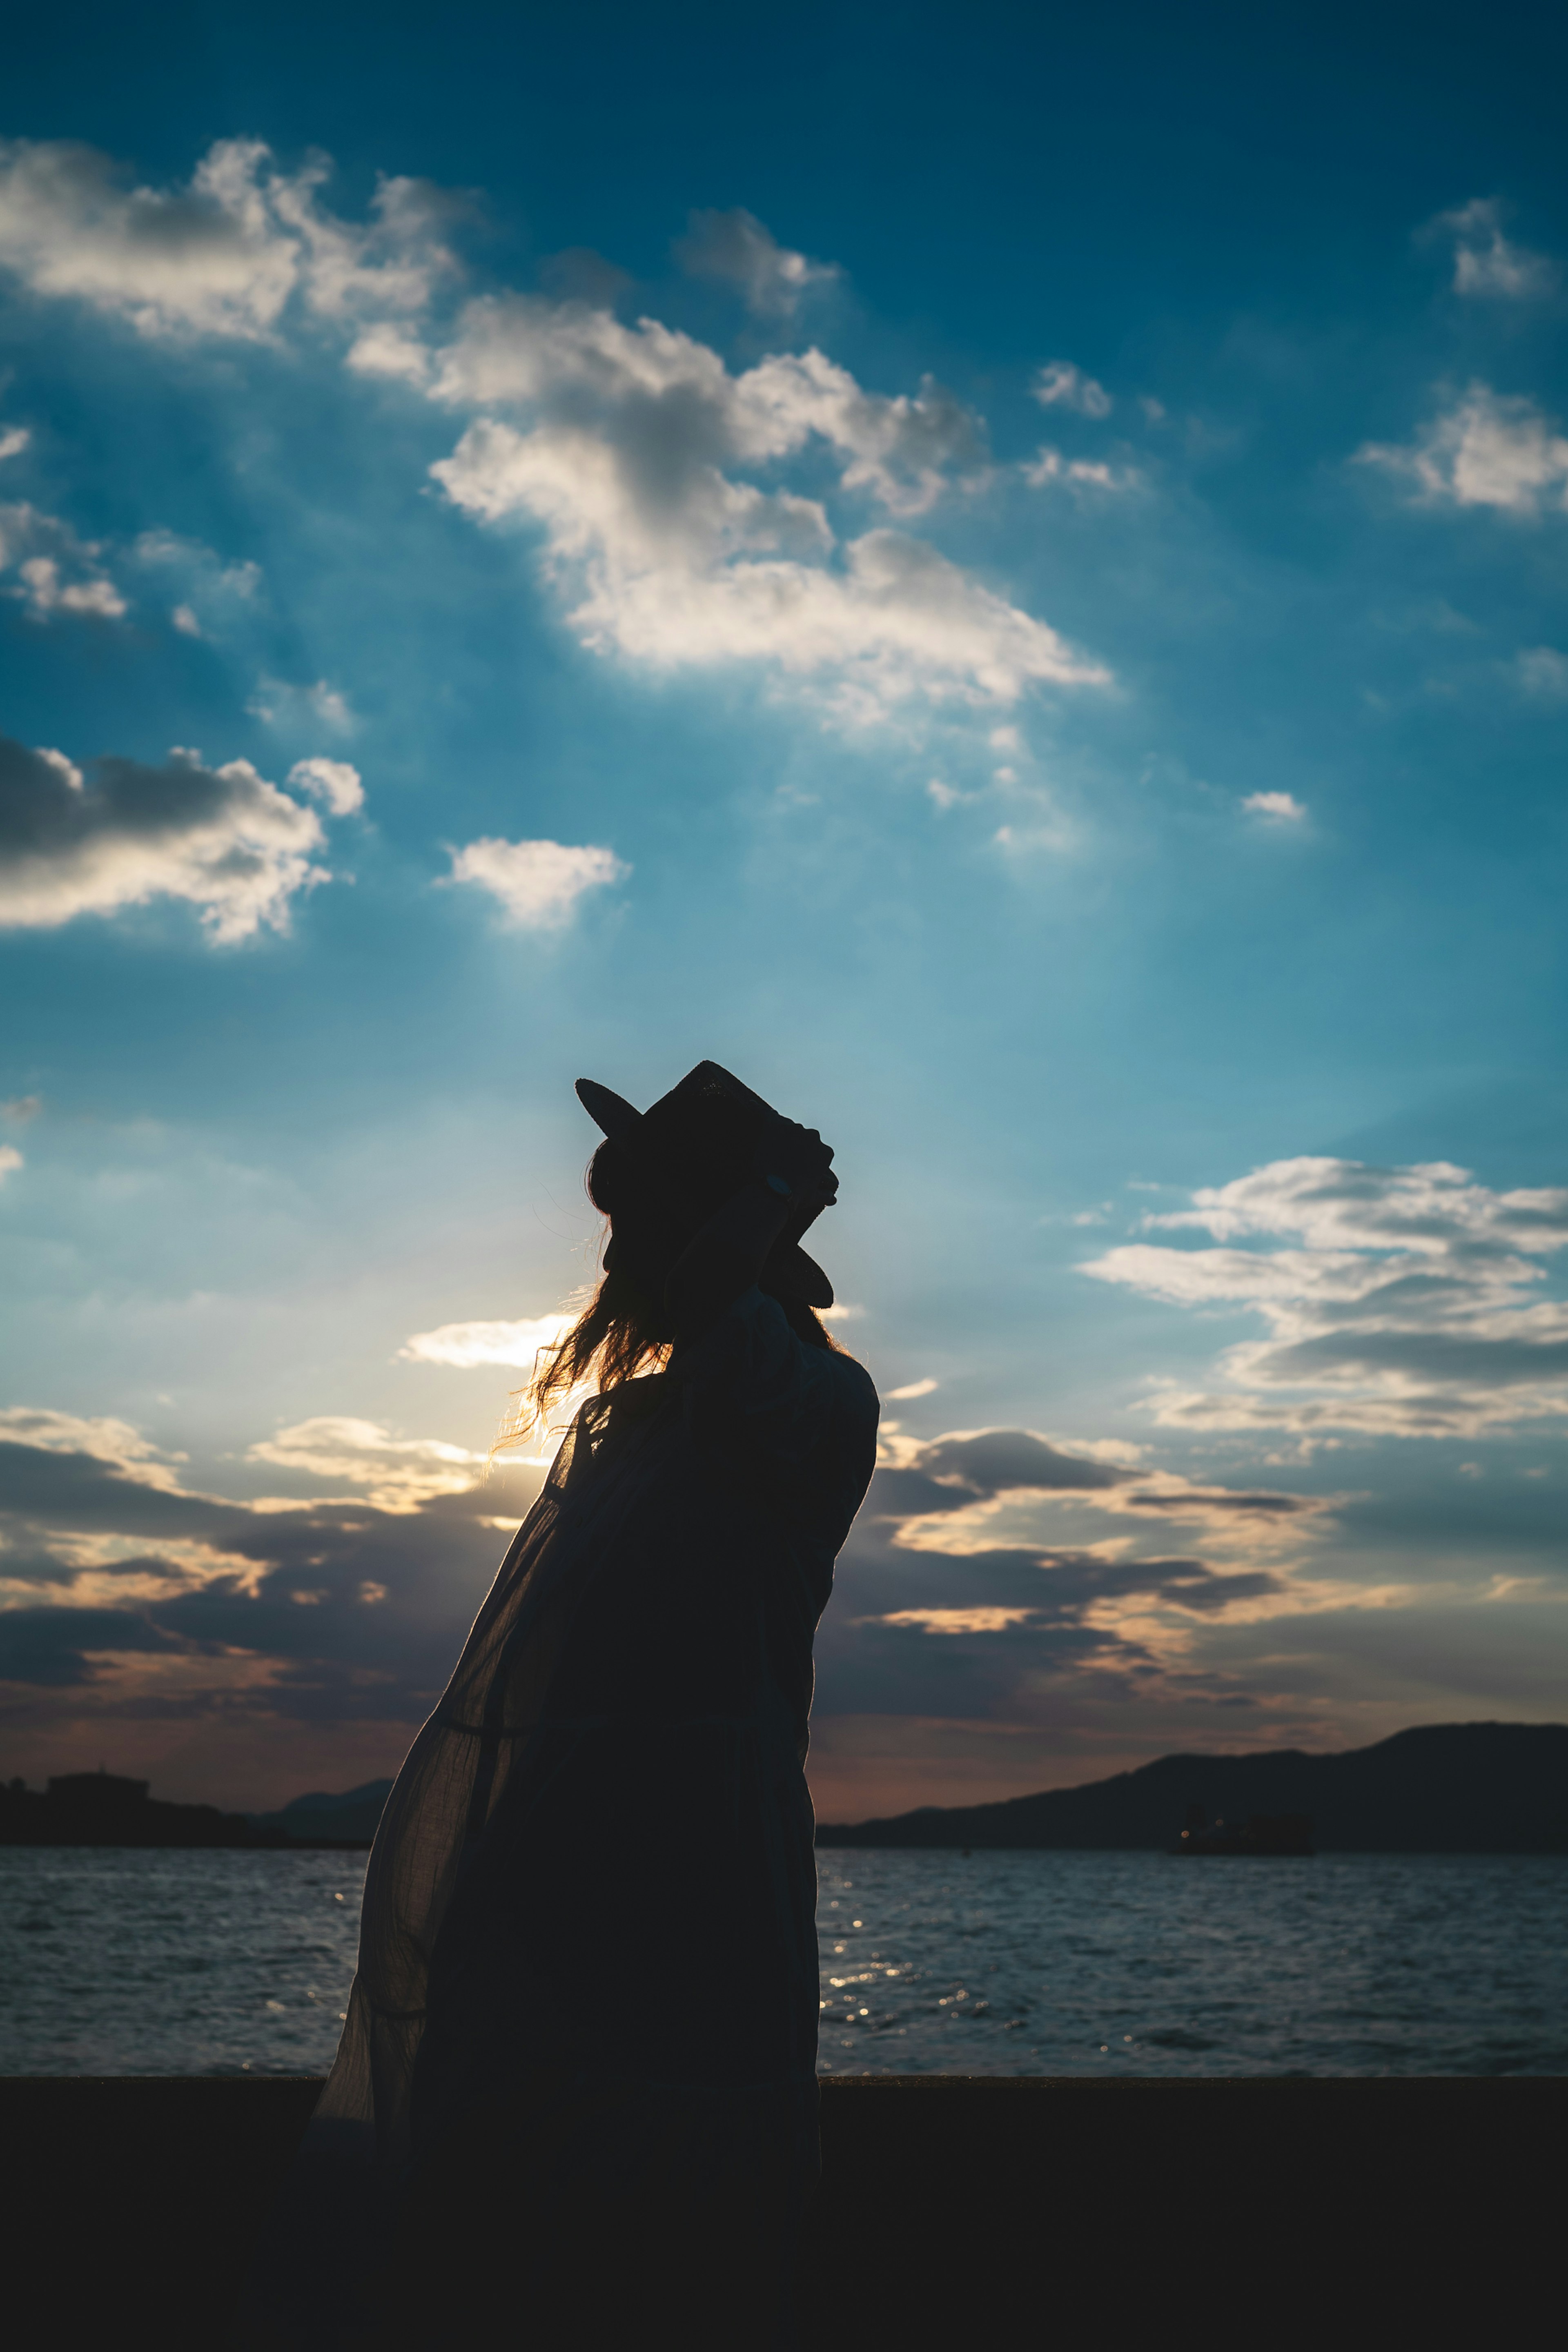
[239,1062,878,2350]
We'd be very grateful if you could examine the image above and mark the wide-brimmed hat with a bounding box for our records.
[575,1059,834,1307]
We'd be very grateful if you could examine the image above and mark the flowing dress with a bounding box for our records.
[238,1287,878,2349]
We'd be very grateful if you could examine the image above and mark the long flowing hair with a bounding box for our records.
[494,1135,831,1455]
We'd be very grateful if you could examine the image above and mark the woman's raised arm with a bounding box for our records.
[664,1117,837,1337]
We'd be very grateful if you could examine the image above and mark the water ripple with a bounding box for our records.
[0,1845,1563,2076]
[815,1848,1568,2076]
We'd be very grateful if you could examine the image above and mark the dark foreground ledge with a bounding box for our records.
[3,2075,1559,2347]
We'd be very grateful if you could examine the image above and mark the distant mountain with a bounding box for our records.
[815,1724,1568,1854]
[249,1780,394,1846]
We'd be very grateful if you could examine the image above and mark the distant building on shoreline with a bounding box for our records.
[1174,1806,1314,1856]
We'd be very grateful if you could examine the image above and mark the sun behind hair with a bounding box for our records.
[492,1126,832,1458]
[491,1268,672,1458]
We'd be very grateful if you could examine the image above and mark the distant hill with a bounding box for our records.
[0,1769,391,1849]
[13,1731,1566,1855]
[249,1780,394,1846]
[815,1724,1568,1855]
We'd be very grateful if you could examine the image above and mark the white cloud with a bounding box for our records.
[1031,361,1112,418]
[247,1416,483,1510]
[436,418,1102,717]
[1357,384,1568,516]
[1,1095,41,1120]
[134,531,260,589]
[993,792,1074,856]
[15,557,126,618]
[1513,647,1568,700]
[886,1377,938,1400]
[430,300,984,516]
[0,1404,188,1488]
[345,321,434,384]
[0,735,344,942]
[0,425,29,461]
[432,406,829,566]
[0,501,125,619]
[1242,790,1307,822]
[868,1426,1325,1588]
[134,530,262,641]
[0,137,291,337]
[675,207,840,317]
[0,1144,21,1185]
[1023,448,1139,494]
[0,515,263,644]
[445,835,629,928]
[423,294,1102,721]
[0,137,454,342]
[287,757,364,815]
[882,1607,1037,1635]
[1,137,1109,739]
[1426,198,1557,301]
[398,1313,575,1368]
[747,350,986,516]
[248,677,356,733]
[860,1421,1326,1646]
[1084,1156,1568,1438]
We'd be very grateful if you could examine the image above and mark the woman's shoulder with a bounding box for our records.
[708,1286,877,1384]
[673,1285,878,1439]
[823,1337,879,1420]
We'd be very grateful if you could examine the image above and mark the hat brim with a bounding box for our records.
[575,1078,642,1144]
[788,1247,834,1310]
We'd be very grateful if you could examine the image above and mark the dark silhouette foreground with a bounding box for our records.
[5,2074,1558,2352]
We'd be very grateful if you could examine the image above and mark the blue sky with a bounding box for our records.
[2,0,1566,1815]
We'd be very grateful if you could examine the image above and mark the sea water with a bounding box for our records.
[1,1844,1563,2076]
[815,1847,1568,2075]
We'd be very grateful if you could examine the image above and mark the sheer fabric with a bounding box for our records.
[237,1289,878,2348]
